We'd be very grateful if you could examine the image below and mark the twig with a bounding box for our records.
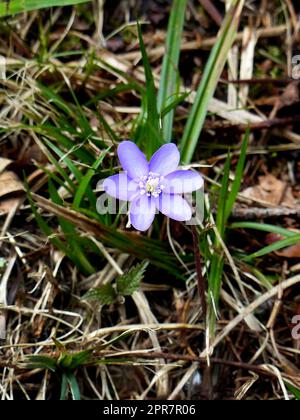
[99,351,278,378]
[198,0,223,26]
[204,115,300,133]
[119,24,288,60]
[224,77,294,85]
[231,206,300,219]
[0,351,281,380]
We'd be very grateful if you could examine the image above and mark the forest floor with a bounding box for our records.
[0,0,300,400]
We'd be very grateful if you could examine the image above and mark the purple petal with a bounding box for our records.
[149,143,180,176]
[163,170,204,194]
[156,194,192,222]
[130,195,156,231]
[103,173,139,201]
[118,141,149,180]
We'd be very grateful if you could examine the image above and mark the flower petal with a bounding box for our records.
[156,194,192,221]
[118,141,149,180]
[130,195,156,231]
[103,173,139,201]
[163,170,204,194]
[149,143,180,176]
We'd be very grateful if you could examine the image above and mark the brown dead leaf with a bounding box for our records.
[276,245,300,258]
[0,171,24,198]
[0,171,24,216]
[242,174,297,208]
[255,82,299,108]
[278,82,299,109]
[265,232,300,258]
[0,197,21,216]
[0,158,12,173]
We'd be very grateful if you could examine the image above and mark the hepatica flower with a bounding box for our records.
[103,141,203,231]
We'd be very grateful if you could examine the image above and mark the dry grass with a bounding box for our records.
[0,0,300,400]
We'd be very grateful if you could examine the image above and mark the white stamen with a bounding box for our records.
[138,173,165,198]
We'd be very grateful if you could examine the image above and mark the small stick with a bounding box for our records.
[198,0,223,26]
[97,351,278,378]
[119,25,288,61]
[223,77,294,85]
[204,115,300,133]
[231,206,300,220]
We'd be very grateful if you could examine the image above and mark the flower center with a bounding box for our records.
[139,172,165,198]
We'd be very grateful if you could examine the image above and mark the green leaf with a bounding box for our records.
[45,139,96,208]
[0,0,91,17]
[73,148,109,209]
[230,222,297,238]
[136,22,163,157]
[85,82,141,107]
[83,284,116,305]
[224,131,249,221]
[48,180,95,275]
[26,185,71,257]
[117,261,149,296]
[161,91,190,119]
[0,258,6,269]
[31,192,182,278]
[65,372,81,401]
[60,373,68,401]
[180,0,245,163]
[58,350,92,370]
[286,383,300,400]
[37,83,75,117]
[157,0,188,141]
[216,151,231,238]
[27,123,95,165]
[33,136,76,192]
[243,234,300,262]
[208,252,224,307]
[25,355,57,372]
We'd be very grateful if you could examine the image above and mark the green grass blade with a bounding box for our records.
[65,372,81,400]
[26,185,70,256]
[60,373,68,401]
[230,222,298,238]
[161,91,190,119]
[33,136,76,192]
[208,252,224,303]
[216,151,231,238]
[37,83,75,118]
[286,384,300,400]
[224,131,249,221]
[157,0,187,141]
[32,192,182,277]
[93,111,120,142]
[0,0,91,17]
[48,180,95,275]
[73,148,109,209]
[244,234,300,261]
[85,82,141,107]
[25,355,57,372]
[44,139,96,206]
[180,0,245,163]
[136,22,163,157]
[25,124,95,165]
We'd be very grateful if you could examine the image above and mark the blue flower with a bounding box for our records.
[103,141,203,231]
